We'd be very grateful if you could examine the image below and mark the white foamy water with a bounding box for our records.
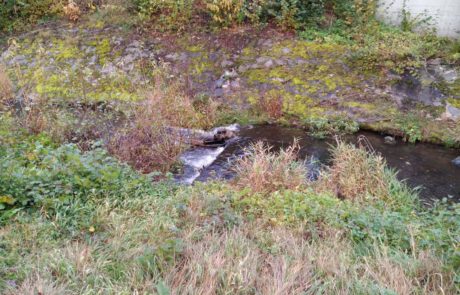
[178,147,226,184]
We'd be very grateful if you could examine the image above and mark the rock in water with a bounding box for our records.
[452,156,460,167]
[384,136,396,145]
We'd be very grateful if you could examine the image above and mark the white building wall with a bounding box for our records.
[377,0,460,38]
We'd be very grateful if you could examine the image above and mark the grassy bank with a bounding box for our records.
[0,1,459,294]
[0,128,459,294]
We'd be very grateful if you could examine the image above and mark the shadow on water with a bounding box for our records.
[178,125,460,203]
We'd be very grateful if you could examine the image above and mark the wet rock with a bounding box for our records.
[384,136,396,145]
[452,156,460,167]
[441,69,458,83]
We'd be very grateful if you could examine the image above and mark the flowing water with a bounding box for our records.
[177,125,460,203]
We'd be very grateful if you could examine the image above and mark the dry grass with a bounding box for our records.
[0,65,13,104]
[109,123,185,173]
[5,274,67,295]
[109,68,220,173]
[233,140,307,194]
[260,91,283,120]
[146,72,219,130]
[63,1,82,21]
[165,222,315,295]
[2,186,457,295]
[317,139,390,201]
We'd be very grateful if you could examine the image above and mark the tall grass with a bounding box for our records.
[108,68,220,173]
[318,140,393,202]
[233,139,307,194]
[0,66,12,104]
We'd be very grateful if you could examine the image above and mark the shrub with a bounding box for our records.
[133,0,195,31]
[319,140,391,202]
[109,123,186,174]
[259,90,283,120]
[303,117,359,138]
[233,140,307,194]
[205,0,244,27]
[63,0,82,21]
[0,0,62,32]
[0,137,154,217]
[108,68,219,173]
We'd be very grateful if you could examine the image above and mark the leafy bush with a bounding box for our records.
[303,117,359,138]
[205,0,244,27]
[0,136,156,220]
[0,0,62,32]
[133,0,195,31]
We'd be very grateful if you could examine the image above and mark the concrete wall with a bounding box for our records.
[377,0,460,38]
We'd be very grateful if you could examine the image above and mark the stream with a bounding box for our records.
[177,125,460,203]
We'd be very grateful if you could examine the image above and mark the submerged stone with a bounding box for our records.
[384,136,396,145]
[452,156,460,167]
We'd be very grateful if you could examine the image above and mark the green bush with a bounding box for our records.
[133,0,195,31]
[0,135,159,222]
[0,0,62,32]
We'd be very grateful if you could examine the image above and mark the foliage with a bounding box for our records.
[303,117,359,138]
[205,0,244,27]
[133,0,195,31]
[233,140,307,194]
[0,135,157,221]
[0,0,62,32]
[396,114,423,143]
[318,141,405,203]
[0,133,458,293]
[63,0,82,21]
[350,25,446,74]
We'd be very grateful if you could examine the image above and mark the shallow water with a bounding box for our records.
[178,125,460,203]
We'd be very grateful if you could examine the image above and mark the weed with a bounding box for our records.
[259,90,284,120]
[108,68,220,173]
[303,117,359,139]
[396,114,423,143]
[0,66,13,104]
[63,1,82,22]
[233,140,307,194]
[318,140,391,202]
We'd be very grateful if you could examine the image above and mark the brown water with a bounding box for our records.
[178,125,460,203]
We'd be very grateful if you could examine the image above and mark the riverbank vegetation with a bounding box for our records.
[0,1,459,294]
[1,124,459,293]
